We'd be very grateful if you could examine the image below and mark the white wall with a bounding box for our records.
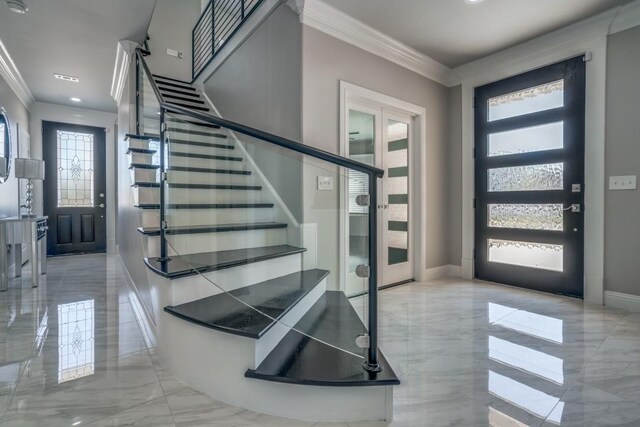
[29,102,117,253]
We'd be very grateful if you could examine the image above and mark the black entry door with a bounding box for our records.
[43,121,107,256]
[474,56,586,297]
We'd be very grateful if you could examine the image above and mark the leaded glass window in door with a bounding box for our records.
[57,130,94,207]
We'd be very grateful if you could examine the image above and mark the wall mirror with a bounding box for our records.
[0,107,11,183]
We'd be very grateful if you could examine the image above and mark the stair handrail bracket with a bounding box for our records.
[134,47,384,372]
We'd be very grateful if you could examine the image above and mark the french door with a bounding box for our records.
[345,102,414,295]
[474,56,586,297]
[43,121,107,256]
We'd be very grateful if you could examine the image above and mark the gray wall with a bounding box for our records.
[301,26,450,288]
[447,85,462,267]
[604,26,640,296]
[203,3,303,221]
[0,75,30,272]
[147,0,202,82]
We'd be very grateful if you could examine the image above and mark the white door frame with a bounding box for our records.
[339,81,428,293]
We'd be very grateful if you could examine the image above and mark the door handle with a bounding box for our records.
[563,204,581,213]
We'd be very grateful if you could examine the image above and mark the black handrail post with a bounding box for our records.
[211,0,216,58]
[158,107,168,262]
[240,0,245,19]
[135,56,140,135]
[364,173,382,373]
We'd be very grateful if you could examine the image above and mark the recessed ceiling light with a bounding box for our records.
[465,0,484,4]
[70,97,82,103]
[54,73,79,83]
[6,0,28,14]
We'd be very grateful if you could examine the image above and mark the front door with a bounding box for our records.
[43,121,107,256]
[474,56,586,297]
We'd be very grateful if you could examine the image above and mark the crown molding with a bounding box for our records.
[0,38,35,108]
[296,0,458,87]
[110,40,138,105]
[609,0,640,35]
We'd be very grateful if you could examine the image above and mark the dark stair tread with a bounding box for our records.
[169,183,262,190]
[168,166,251,175]
[153,74,195,88]
[146,244,306,279]
[157,86,201,98]
[163,269,327,338]
[245,291,400,387]
[135,203,274,210]
[163,93,205,104]
[169,139,234,149]
[167,128,227,139]
[127,147,156,154]
[166,100,210,112]
[166,116,221,130]
[129,163,160,169]
[137,222,288,236]
[131,182,161,188]
[169,151,242,161]
[125,133,159,141]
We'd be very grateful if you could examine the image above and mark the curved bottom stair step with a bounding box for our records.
[164,269,329,339]
[245,291,400,387]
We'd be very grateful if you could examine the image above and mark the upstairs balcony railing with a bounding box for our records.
[192,0,264,81]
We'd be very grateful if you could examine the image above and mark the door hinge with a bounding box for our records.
[473,198,476,209]
[473,248,477,259]
[161,171,167,181]
[473,147,476,159]
[161,220,168,230]
[356,194,370,207]
[355,265,370,278]
[473,97,477,108]
[161,122,167,132]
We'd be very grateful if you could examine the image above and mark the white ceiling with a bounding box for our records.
[0,0,156,112]
[323,0,630,68]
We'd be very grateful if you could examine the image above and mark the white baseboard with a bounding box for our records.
[604,291,640,312]
[421,264,462,281]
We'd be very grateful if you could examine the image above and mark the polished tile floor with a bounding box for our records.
[1,254,639,426]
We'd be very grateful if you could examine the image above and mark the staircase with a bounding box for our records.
[124,55,398,422]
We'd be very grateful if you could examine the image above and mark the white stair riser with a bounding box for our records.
[168,170,255,185]
[167,131,229,144]
[128,138,154,150]
[170,188,264,204]
[130,168,158,184]
[168,142,235,156]
[169,253,303,305]
[145,228,287,255]
[128,152,155,165]
[169,156,244,170]
[165,208,274,227]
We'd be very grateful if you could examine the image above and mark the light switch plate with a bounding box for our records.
[609,175,637,190]
[317,176,333,191]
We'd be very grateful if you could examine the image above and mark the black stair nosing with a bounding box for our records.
[137,222,288,236]
[167,128,228,139]
[157,85,201,98]
[129,163,160,170]
[127,147,156,155]
[131,182,160,188]
[162,268,328,338]
[125,133,159,141]
[153,74,195,87]
[170,139,234,150]
[245,291,400,387]
[169,166,251,175]
[166,100,210,112]
[168,183,262,190]
[170,151,242,162]
[135,203,274,210]
[166,116,221,130]
[163,93,205,104]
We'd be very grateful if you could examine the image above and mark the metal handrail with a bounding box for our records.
[135,47,383,372]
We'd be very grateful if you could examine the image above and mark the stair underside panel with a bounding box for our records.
[245,291,399,387]
[164,269,329,338]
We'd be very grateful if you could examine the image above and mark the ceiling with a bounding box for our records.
[323,0,630,68]
[0,0,157,112]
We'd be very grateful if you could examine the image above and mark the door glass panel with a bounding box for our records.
[488,121,564,157]
[488,162,563,192]
[347,110,374,295]
[386,119,409,265]
[57,130,95,207]
[488,204,563,231]
[488,239,563,272]
[488,79,564,122]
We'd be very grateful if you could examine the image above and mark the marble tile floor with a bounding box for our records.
[1,254,640,426]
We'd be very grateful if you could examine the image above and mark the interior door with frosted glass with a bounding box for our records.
[381,111,413,286]
[474,56,585,297]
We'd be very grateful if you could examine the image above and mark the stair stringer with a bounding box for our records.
[153,270,392,423]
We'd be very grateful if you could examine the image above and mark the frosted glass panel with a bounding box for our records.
[488,239,563,272]
[488,204,563,231]
[488,163,563,192]
[58,300,95,383]
[387,119,408,265]
[57,130,94,207]
[488,80,564,122]
[488,122,564,157]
